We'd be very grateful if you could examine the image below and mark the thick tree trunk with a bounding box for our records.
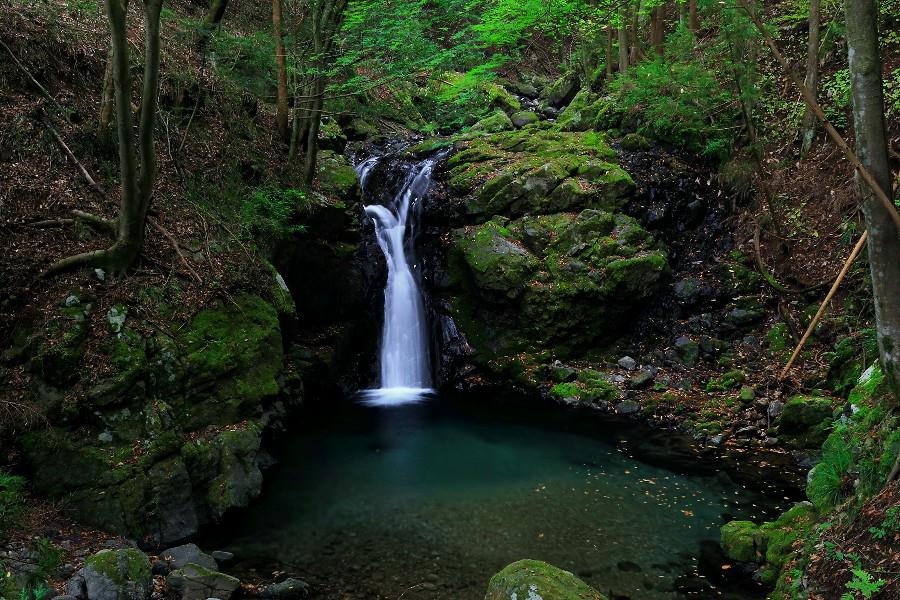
[303,83,323,184]
[845,0,900,397]
[98,49,115,140]
[273,0,289,143]
[689,0,699,31]
[205,0,228,26]
[629,1,642,63]
[800,0,821,157]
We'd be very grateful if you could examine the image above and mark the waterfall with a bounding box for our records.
[357,152,439,406]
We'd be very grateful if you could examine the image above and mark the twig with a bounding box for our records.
[42,118,112,203]
[779,230,869,379]
[0,38,66,115]
[149,218,202,283]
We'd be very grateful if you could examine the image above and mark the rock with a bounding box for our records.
[615,400,641,415]
[767,399,784,418]
[708,434,727,447]
[470,111,514,133]
[544,72,581,108]
[210,552,233,563]
[485,559,608,600]
[764,437,779,447]
[673,278,702,304]
[619,133,651,151]
[674,336,700,366]
[82,549,152,600]
[626,369,654,390]
[735,425,758,438]
[159,544,218,572]
[720,521,766,563]
[510,111,539,128]
[617,356,637,371]
[775,396,834,448]
[166,564,240,600]
[739,386,755,402]
[52,595,77,600]
[550,366,577,383]
[261,578,309,600]
[316,151,361,203]
[66,573,87,599]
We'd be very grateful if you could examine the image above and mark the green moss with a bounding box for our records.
[469,110,514,133]
[485,559,607,600]
[775,396,835,449]
[84,548,151,588]
[720,520,766,563]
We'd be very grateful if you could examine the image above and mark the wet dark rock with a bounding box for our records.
[617,356,638,371]
[627,369,655,390]
[81,549,152,600]
[767,399,784,419]
[615,400,641,415]
[260,578,310,600]
[160,544,217,572]
[166,564,240,600]
[674,336,699,366]
[210,551,234,563]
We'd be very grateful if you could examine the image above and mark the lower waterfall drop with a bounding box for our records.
[357,152,439,406]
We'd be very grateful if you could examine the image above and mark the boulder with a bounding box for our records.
[510,111,539,128]
[719,521,766,563]
[470,111,514,133]
[485,559,607,600]
[166,564,240,600]
[81,549,152,600]
[775,396,834,449]
[544,72,581,108]
[159,544,217,572]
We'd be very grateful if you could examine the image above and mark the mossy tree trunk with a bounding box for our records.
[45,0,164,277]
[97,0,129,141]
[799,0,821,157]
[650,3,665,55]
[618,9,629,72]
[844,0,900,398]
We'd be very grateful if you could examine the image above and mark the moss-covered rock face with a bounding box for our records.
[82,549,152,600]
[447,129,634,220]
[720,520,766,563]
[452,211,668,361]
[775,396,835,449]
[470,110,514,133]
[485,559,608,600]
[316,150,361,203]
[20,294,282,544]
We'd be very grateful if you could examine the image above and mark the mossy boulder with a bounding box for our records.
[544,72,581,108]
[452,211,668,361]
[316,150,360,203]
[620,133,651,151]
[550,370,621,405]
[557,92,620,132]
[757,503,817,585]
[82,549,152,600]
[447,129,634,219]
[485,560,607,600]
[775,396,834,449]
[510,111,540,128]
[470,110,514,133]
[317,118,347,151]
[720,520,767,563]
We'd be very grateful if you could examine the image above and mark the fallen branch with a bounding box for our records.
[43,119,111,202]
[149,219,202,283]
[0,39,66,115]
[739,1,900,234]
[779,230,869,379]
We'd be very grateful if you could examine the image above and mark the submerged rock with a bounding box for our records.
[260,578,310,600]
[485,559,607,600]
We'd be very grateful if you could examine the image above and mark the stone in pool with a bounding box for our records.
[484,559,608,600]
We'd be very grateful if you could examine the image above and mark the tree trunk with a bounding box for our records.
[679,0,687,26]
[618,10,629,72]
[273,0,289,143]
[651,3,666,55]
[845,0,900,397]
[303,83,323,184]
[45,0,162,277]
[98,0,129,142]
[689,0,699,31]
[606,27,614,78]
[629,1,642,63]
[205,0,228,26]
[799,0,821,157]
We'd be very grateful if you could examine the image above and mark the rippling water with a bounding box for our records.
[207,393,795,599]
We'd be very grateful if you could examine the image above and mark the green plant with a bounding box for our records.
[240,186,309,240]
[821,69,852,129]
[869,506,899,540]
[0,471,25,539]
[841,568,886,599]
[807,434,853,510]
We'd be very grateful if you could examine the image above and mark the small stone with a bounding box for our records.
[618,356,638,371]
[735,425,759,438]
[260,578,309,600]
[106,306,126,333]
[627,369,654,390]
[767,400,785,419]
[764,437,779,447]
[160,544,218,572]
[166,565,239,600]
[98,431,114,443]
[94,268,106,281]
[708,434,727,447]
[739,387,755,402]
[64,295,80,307]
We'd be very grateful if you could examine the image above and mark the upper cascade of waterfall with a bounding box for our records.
[356,148,443,407]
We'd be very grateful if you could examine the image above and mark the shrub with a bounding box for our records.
[240,187,309,240]
[0,471,25,539]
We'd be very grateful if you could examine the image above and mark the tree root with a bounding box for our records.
[41,247,116,278]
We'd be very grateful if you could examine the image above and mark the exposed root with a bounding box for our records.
[41,247,115,278]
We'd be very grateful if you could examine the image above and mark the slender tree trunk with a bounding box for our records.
[651,3,666,55]
[844,0,900,397]
[618,10,630,72]
[800,0,821,157]
[679,0,687,26]
[629,1,641,63]
[205,0,228,26]
[606,27,614,78]
[303,82,323,184]
[98,0,129,141]
[689,0,699,31]
[273,0,289,143]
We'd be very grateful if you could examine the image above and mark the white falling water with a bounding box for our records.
[357,154,438,406]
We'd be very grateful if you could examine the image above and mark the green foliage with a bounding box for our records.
[240,187,309,240]
[807,434,852,511]
[841,568,886,600]
[0,471,25,539]
[608,29,736,159]
[0,538,61,600]
[821,69,852,130]
[209,28,277,98]
[868,506,899,540]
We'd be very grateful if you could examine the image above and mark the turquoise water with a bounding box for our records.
[210,393,795,599]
